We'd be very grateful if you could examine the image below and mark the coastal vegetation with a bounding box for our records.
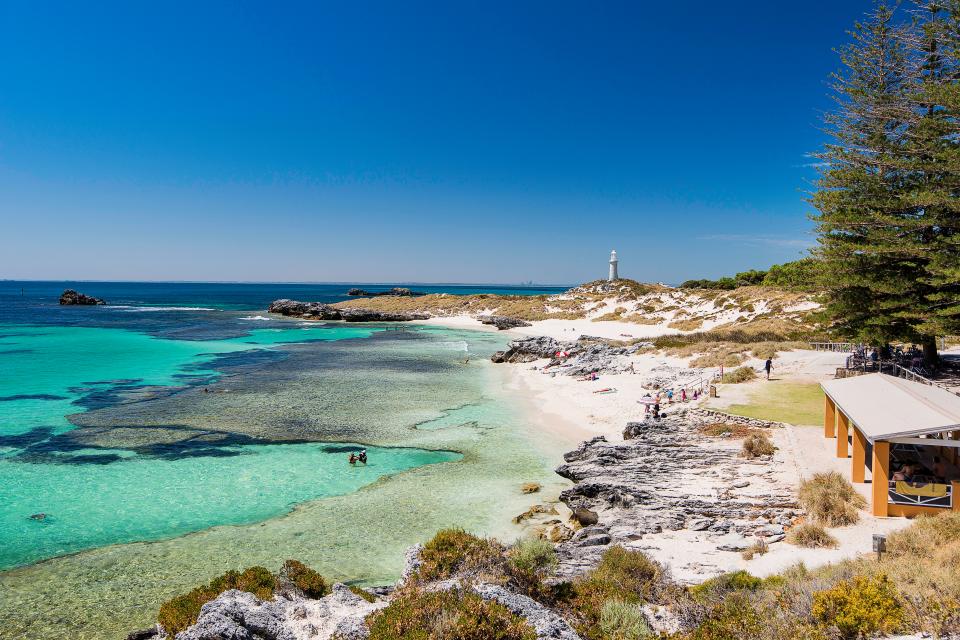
[157,565,277,636]
[153,514,960,639]
[368,589,537,640]
[679,258,823,292]
[719,366,756,384]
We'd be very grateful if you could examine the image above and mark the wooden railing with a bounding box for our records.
[810,341,858,352]
[888,480,952,508]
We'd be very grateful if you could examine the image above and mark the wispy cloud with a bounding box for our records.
[695,234,815,249]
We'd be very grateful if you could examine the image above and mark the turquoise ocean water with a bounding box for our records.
[0,281,569,639]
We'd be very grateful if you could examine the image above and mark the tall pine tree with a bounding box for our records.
[908,1,960,353]
[811,2,929,352]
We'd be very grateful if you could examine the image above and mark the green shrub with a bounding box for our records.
[812,573,904,639]
[787,522,837,548]
[281,559,329,598]
[367,587,536,640]
[741,432,775,458]
[349,585,377,603]
[570,547,671,639]
[797,472,866,526]
[158,566,276,636]
[687,592,765,640]
[415,529,505,583]
[509,538,557,576]
[599,598,653,640]
[721,366,757,384]
[690,571,762,604]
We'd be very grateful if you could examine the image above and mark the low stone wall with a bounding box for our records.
[684,407,786,429]
[834,368,868,379]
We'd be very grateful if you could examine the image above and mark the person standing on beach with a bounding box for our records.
[764,359,773,380]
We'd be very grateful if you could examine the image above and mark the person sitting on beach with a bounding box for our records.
[349,453,357,465]
[893,464,912,482]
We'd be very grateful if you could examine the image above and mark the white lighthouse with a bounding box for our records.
[608,250,619,281]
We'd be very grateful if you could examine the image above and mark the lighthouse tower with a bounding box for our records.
[608,250,619,281]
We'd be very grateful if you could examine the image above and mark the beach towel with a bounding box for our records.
[894,481,949,498]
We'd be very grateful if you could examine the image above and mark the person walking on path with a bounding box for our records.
[764,358,773,380]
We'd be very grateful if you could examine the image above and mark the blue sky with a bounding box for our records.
[0,1,869,284]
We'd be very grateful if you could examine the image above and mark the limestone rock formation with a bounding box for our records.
[479,315,533,330]
[490,336,654,376]
[59,289,105,305]
[472,583,581,640]
[553,409,800,581]
[491,336,565,363]
[172,584,384,640]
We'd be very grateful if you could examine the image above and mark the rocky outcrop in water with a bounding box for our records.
[338,308,430,322]
[268,300,341,319]
[59,289,105,305]
[479,315,533,330]
[267,299,429,323]
[347,288,425,297]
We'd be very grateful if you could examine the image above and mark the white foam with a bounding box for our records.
[104,306,218,312]
[239,315,272,321]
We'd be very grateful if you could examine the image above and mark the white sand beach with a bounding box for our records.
[473,315,919,583]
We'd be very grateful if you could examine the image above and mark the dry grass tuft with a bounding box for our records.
[797,472,866,527]
[668,317,704,331]
[787,522,838,548]
[742,539,770,560]
[741,432,776,458]
[699,422,760,439]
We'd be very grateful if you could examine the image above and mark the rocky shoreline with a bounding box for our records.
[346,288,425,297]
[549,408,799,581]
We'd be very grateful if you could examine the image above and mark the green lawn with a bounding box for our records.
[723,381,823,426]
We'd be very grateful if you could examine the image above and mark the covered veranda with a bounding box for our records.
[821,373,960,517]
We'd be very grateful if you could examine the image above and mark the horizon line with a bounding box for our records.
[0,278,577,287]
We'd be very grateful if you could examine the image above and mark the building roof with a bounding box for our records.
[821,373,960,441]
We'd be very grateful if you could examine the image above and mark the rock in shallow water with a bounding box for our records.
[266,299,429,322]
[59,289,105,305]
[479,315,533,330]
